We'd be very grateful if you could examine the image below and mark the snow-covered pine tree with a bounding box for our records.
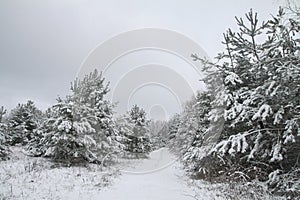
[193,8,300,195]
[156,121,169,146]
[26,106,58,157]
[7,104,26,145]
[41,97,98,162]
[148,120,168,150]
[170,97,197,155]
[7,100,42,145]
[124,105,152,156]
[166,113,181,147]
[115,115,134,157]
[0,106,5,123]
[181,92,211,173]
[0,106,9,160]
[167,91,211,174]
[71,69,123,162]
[31,70,122,164]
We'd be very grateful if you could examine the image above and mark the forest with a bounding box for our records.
[0,6,299,200]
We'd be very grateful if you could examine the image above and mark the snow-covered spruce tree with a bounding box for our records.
[193,8,300,196]
[123,105,152,156]
[7,100,42,145]
[0,106,9,160]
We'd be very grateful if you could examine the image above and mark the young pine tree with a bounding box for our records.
[167,91,211,174]
[7,100,42,145]
[29,70,122,164]
[194,8,300,195]
[71,69,123,162]
[124,105,152,156]
[41,97,97,162]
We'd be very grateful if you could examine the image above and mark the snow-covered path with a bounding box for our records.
[97,148,198,200]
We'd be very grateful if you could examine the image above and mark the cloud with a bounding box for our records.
[0,0,285,114]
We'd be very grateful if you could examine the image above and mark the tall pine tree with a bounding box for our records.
[193,8,300,197]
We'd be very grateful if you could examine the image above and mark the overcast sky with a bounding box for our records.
[0,0,288,118]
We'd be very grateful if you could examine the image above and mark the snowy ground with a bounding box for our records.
[0,146,119,199]
[0,147,281,200]
[98,148,209,200]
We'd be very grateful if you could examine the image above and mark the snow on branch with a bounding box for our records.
[210,132,248,156]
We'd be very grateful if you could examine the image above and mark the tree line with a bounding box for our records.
[0,70,155,165]
[166,8,300,198]
[0,6,299,199]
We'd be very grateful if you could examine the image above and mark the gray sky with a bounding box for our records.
[0,0,286,118]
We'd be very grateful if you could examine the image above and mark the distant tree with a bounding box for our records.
[167,114,181,145]
[123,105,152,156]
[148,120,168,150]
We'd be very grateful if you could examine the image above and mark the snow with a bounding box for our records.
[270,143,283,162]
[211,133,248,156]
[274,107,284,125]
[1,146,281,200]
[97,148,224,200]
[0,146,119,199]
[252,104,273,121]
[120,148,176,174]
[0,147,231,200]
[224,72,243,85]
